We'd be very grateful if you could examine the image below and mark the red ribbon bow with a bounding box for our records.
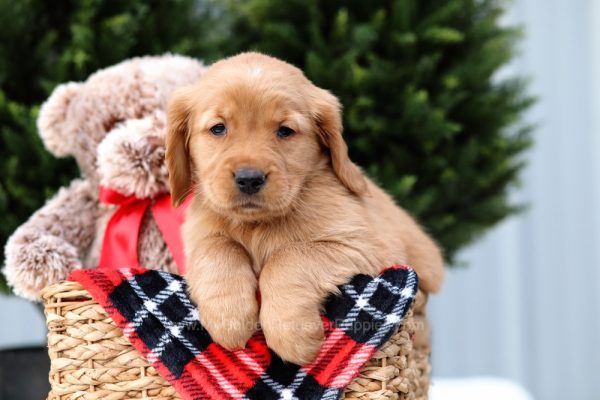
[98,186,190,275]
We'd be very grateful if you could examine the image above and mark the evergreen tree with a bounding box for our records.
[218,0,533,263]
[1,0,532,292]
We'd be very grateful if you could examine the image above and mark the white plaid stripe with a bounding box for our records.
[123,269,200,358]
[124,269,261,395]
[237,351,266,376]
[327,344,373,388]
[249,269,417,399]
[320,388,344,400]
[365,272,417,346]
[337,277,385,330]
[196,352,245,399]
[307,328,346,367]
[249,369,309,400]
[340,271,417,346]
[79,266,417,399]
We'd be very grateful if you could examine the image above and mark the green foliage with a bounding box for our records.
[216,0,533,262]
[0,0,218,292]
[0,0,532,293]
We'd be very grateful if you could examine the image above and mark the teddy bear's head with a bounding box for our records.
[38,55,205,193]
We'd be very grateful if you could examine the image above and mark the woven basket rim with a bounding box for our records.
[42,279,430,399]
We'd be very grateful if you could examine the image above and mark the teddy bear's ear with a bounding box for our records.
[37,82,82,157]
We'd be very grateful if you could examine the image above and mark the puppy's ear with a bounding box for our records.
[166,88,194,207]
[311,88,367,196]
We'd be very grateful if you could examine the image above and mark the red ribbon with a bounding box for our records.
[98,186,191,275]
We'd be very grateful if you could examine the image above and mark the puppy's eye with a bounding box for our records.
[209,123,227,136]
[277,126,295,139]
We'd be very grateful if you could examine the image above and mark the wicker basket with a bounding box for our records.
[41,281,431,400]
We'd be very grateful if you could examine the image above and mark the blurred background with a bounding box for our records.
[0,0,598,399]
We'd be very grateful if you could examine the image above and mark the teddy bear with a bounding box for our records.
[3,54,205,300]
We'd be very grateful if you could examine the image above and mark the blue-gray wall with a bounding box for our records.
[430,1,600,399]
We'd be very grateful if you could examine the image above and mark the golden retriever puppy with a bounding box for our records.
[166,52,444,365]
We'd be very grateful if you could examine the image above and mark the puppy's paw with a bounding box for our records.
[193,293,259,351]
[260,308,324,365]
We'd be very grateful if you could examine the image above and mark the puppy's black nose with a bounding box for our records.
[234,168,266,195]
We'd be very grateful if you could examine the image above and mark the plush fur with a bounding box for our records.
[4,55,205,300]
[97,110,170,199]
[165,52,444,365]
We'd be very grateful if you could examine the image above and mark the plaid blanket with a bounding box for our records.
[70,265,418,400]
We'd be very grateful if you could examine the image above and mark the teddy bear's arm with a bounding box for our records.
[3,179,99,300]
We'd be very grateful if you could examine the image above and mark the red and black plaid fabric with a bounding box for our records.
[70,265,418,400]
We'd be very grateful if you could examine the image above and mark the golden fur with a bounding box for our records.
[166,52,444,364]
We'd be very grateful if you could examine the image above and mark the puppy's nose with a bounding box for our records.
[234,168,266,195]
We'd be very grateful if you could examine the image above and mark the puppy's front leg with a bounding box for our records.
[186,236,258,350]
[260,242,373,365]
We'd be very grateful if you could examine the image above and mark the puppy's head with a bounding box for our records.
[166,52,366,221]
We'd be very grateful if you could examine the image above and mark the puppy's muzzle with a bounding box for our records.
[234,168,266,195]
